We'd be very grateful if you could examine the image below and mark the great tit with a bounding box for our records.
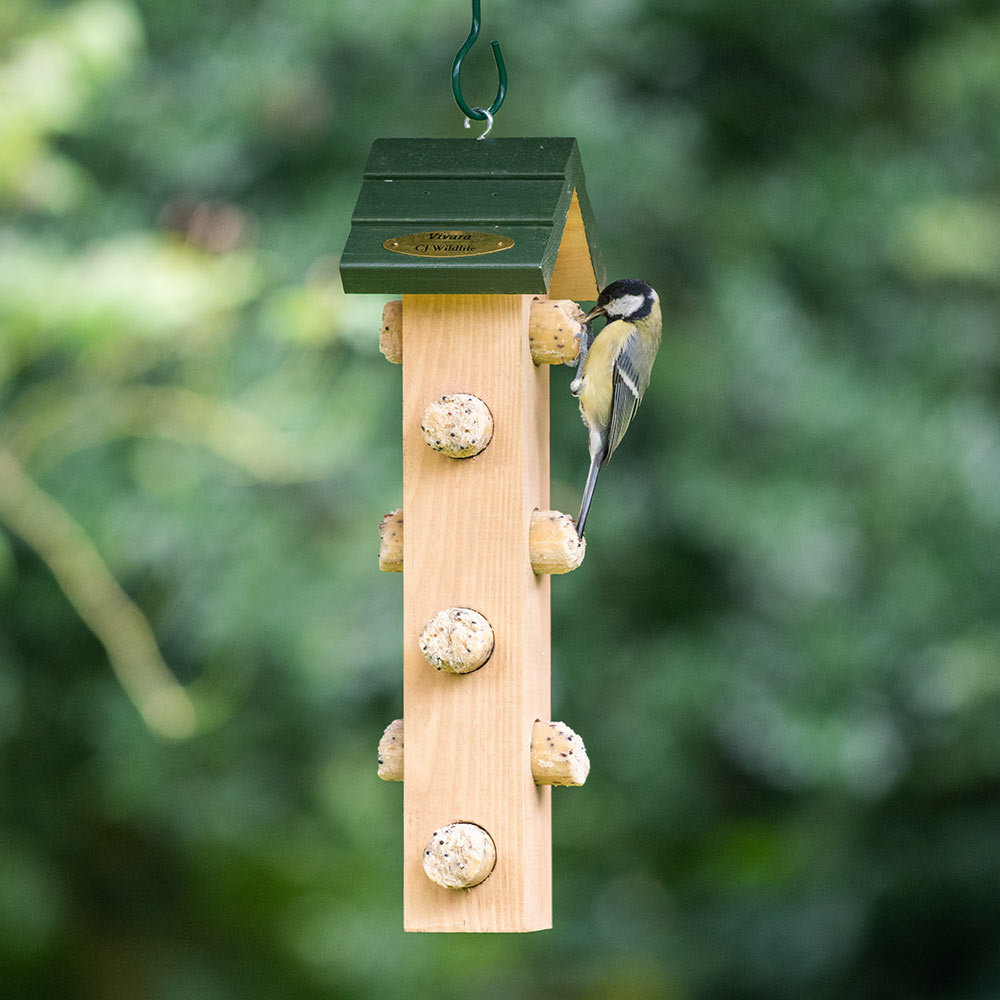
[570,278,662,538]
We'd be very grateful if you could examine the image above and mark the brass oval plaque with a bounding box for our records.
[383,230,515,258]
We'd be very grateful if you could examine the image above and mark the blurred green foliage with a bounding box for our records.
[2,0,1000,997]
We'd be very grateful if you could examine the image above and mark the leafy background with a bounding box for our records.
[3,0,1000,996]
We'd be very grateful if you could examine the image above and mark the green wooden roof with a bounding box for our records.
[339,138,605,297]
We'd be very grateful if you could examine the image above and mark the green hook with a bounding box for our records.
[451,0,507,122]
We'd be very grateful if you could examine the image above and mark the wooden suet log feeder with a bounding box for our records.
[341,138,605,933]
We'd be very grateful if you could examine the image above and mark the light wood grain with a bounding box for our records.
[378,507,586,576]
[548,190,601,301]
[377,717,590,788]
[402,293,552,932]
[379,297,585,366]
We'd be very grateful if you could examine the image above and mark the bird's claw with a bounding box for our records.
[568,329,584,368]
[570,319,594,370]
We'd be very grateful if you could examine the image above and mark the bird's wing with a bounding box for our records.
[605,338,643,460]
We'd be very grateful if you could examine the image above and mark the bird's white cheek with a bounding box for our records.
[607,293,645,317]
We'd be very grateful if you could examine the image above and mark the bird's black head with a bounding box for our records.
[587,278,658,321]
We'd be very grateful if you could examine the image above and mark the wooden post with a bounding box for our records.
[379,508,586,576]
[401,293,551,933]
[377,718,592,788]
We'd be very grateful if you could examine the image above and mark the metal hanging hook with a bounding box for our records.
[464,108,494,140]
[452,0,507,125]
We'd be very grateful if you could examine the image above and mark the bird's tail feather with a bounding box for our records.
[576,456,602,538]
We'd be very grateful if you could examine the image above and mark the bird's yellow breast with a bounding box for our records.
[577,320,633,430]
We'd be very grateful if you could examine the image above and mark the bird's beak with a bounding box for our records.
[583,304,607,322]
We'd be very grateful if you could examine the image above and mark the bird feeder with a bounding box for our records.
[340,137,605,932]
